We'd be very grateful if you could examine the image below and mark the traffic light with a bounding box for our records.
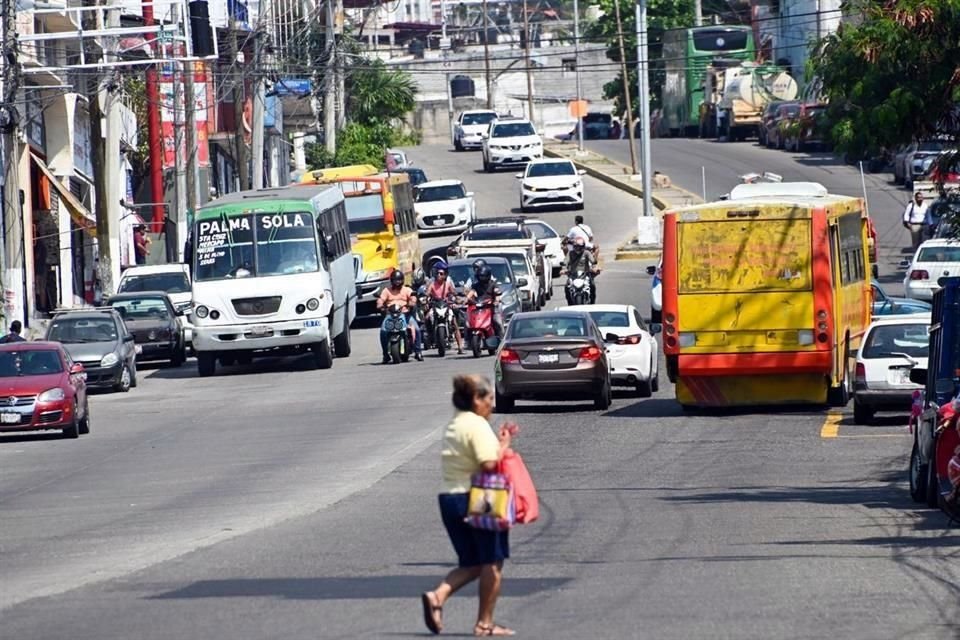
[189,1,215,57]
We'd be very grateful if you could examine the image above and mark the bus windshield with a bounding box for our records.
[692,29,749,52]
[193,212,320,281]
[344,194,387,234]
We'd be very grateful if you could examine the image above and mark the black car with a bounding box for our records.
[108,292,186,367]
[45,309,139,392]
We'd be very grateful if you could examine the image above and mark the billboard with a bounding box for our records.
[159,61,214,170]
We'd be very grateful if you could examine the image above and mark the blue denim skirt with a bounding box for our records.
[438,493,510,567]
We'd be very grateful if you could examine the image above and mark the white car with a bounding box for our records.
[563,304,661,396]
[116,263,194,346]
[516,159,586,211]
[414,180,476,234]
[482,118,543,172]
[465,248,543,311]
[453,109,498,151]
[903,239,960,301]
[646,259,662,323]
[853,314,930,424]
[520,218,564,277]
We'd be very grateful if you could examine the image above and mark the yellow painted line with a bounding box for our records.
[820,412,842,438]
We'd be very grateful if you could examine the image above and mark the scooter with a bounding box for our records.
[465,300,500,358]
[429,297,456,357]
[383,303,412,364]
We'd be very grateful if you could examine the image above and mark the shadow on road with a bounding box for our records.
[603,398,834,420]
[150,575,571,601]
[0,431,69,443]
[603,398,684,418]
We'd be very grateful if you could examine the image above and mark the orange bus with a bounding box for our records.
[661,181,872,408]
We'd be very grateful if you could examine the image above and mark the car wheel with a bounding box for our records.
[334,307,352,357]
[62,406,80,439]
[483,158,491,173]
[114,365,132,393]
[853,398,874,425]
[594,379,612,410]
[220,355,236,367]
[236,353,253,366]
[454,138,463,151]
[636,379,653,398]
[651,369,659,393]
[197,352,216,377]
[171,346,185,367]
[496,390,514,413]
[909,437,928,503]
[313,339,334,369]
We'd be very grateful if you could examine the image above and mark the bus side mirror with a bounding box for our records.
[909,368,927,386]
[646,265,657,275]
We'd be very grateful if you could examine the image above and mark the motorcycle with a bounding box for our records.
[465,299,500,358]
[931,398,960,521]
[428,297,456,357]
[383,303,412,364]
[565,266,593,306]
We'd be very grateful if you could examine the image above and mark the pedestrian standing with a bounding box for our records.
[903,191,931,251]
[0,320,26,343]
[134,225,150,265]
[421,374,515,637]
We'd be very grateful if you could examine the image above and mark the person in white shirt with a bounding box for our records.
[566,215,594,249]
[903,191,931,251]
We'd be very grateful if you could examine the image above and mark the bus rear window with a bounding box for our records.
[678,219,812,293]
[345,194,387,234]
[692,29,749,52]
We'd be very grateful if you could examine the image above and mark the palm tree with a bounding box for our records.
[346,60,417,126]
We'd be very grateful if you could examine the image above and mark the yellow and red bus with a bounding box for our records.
[661,181,872,408]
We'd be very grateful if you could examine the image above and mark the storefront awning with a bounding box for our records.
[30,153,97,238]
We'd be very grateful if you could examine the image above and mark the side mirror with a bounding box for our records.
[123,334,135,343]
[69,363,84,375]
[515,173,523,179]
[517,277,529,287]
[909,368,928,386]
[604,332,620,343]
[481,133,489,139]
[466,192,475,197]
[578,169,587,176]
[645,265,657,275]
[649,323,662,335]
[935,377,954,395]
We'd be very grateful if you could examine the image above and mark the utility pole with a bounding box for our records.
[86,5,115,297]
[251,33,265,189]
[694,0,703,26]
[142,0,165,231]
[522,0,534,123]
[228,18,249,191]
[334,0,345,132]
[572,0,583,152]
[324,0,337,155]
[635,0,652,217]
[184,62,199,237]
[173,65,188,260]
[481,0,492,108]
[0,0,21,325]
[614,0,637,174]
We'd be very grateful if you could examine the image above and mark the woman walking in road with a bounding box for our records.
[421,374,516,637]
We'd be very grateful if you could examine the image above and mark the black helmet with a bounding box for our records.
[390,270,404,286]
[477,266,492,283]
[472,258,487,274]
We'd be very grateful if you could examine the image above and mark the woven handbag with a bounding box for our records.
[464,472,516,531]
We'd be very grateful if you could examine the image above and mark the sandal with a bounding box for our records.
[474,622,516,636]
[421,591,443,635]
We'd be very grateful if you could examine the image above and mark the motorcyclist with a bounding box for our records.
[565,236,600,304]
[424,261,463,354]
[466,266,504,338]
[565,215,597,256]
[376,270,422,363]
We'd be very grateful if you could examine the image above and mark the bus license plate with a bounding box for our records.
[1,412,20,424]
[538,353,559,364]
[249,325,273,337]
[303,320,323,328]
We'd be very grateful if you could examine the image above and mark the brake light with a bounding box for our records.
[499,348,520,364]
[910,270,929,281]
[618,335,642,345]
[578,346,603,362]
[855,362,866,384]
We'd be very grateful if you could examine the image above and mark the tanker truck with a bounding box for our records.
[701,62,798,142]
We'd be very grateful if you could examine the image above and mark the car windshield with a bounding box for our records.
[511,316,588,338]
[862,323,929,359]
[416,184,465,202]
[465,227,525,240]
[527,162,576,178]
[47,317,118,344]
[480,254,528,275]
[492,122,535,137]
[588,311,631,328]
[344,194,387,235]
[193,212,320,281]
[0,350,63,377]
[463,112,496,126]
[447,262,513,287]
[918,246,960,262]
[110,297,172,321]
[920,141,950,152]
[524,222,558,239]
[118,272,190,294]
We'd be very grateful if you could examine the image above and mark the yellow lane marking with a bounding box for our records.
[820,412,842,439]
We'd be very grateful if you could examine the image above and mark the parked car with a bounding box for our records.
[397,167,429,188]
[516,158,586,212]
[0,342,90,439]
[894,140,952,187]
[765,101,800,150]
[414,179,476,234]
[444,258,522,323]
[107,292,186,366]
[481,117,543,172]
[453,109,499,151]
[494,310,613,412]
[757,101,783,147]
[871,279,932,316]
[45,308,138,392]
[563,304,660,396]
[385,148,411,170]
[116,263,193,348]
[853,314,930,424]
[784,102,829,152]
[903,239,960,301]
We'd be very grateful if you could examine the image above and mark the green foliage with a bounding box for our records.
[346,60,417,125]
[121,76,151,189]
[813,0,960,157]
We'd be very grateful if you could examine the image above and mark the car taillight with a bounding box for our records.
[578,346,603,362]
[499,348,520,364]
[618,335,642,345]
[910,270,929,281]
[855,362,866,384]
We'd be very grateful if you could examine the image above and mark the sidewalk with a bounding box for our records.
[544,141,703,259]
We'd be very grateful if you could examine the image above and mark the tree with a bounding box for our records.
[345,59,417,125]
[813,0,960,159]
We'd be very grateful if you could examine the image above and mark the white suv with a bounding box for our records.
[453,110,498,151]
[482,118,543,172]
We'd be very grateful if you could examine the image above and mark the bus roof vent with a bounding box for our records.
[729,182,829,200]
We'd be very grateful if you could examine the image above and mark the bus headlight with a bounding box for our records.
[195,305,209,319]
[365,269,391,282]
[306,298,320,311]
[678,333,696,347]
[798,330,815,346]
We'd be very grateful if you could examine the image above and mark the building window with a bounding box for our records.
[562,58,576,72]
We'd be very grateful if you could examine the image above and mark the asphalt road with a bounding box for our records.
[589,138,916,293]
[2,143,958,639]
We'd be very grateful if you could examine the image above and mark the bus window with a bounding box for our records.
[692,28,750,52]
[344,194,387,235]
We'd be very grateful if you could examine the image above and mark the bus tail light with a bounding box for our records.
[855,362,866,384]
[910,269,929,281]
[816,309,830,343]
[666,336,677,348]
[798,330,815,346]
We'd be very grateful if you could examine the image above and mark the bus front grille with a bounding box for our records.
[232,297,282,315]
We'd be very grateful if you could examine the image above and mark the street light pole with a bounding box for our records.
[523,0,534,122]
[482,0,492,108]
[635,0,652,218]
[573,0,583,152]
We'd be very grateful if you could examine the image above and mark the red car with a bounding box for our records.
[0,342,90,438]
